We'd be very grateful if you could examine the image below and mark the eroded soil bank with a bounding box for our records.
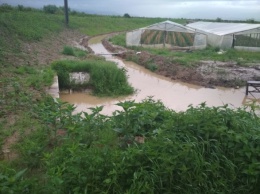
[101,39,260,88]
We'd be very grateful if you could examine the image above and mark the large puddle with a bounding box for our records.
[60,35,257,115]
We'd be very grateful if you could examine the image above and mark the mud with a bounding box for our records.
[101,39,260,88]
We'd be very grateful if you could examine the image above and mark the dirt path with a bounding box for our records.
[101,39,260,88]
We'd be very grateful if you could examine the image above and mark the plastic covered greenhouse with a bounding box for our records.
[187,22,260,51]
[126,20,207,50]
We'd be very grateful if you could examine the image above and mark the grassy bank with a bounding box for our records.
[1,5,260,193]
[52,60,134,96]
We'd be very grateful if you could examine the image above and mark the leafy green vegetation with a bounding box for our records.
[69,16,186,36]
[1,98,260,193]
[108,33,127,47]
[52,60,134,96]
[62,45,88,57]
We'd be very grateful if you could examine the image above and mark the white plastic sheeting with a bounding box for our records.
[144,20,195,33]
[187,22,260,50]
[126,20,207,49]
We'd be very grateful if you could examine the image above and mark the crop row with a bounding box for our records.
[141,30,195,46]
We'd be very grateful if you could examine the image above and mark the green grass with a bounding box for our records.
[62,46,88,57]
[108,33,127,47]
[69,15,186,36]
[51,60,134,96]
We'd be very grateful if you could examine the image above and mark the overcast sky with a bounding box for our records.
[1,0,260,21]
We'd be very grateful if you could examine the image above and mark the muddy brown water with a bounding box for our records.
[60,35,255,115]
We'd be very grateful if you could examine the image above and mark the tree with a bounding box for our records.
[216,17,222,22]
[246,18,255,23]
[124,13,131,18]
[43,5,58,14]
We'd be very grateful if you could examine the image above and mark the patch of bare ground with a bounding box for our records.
[1,131,19,161]
[102,39,260,88]
[21,29,86,65]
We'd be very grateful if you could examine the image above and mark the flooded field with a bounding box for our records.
[59,36,257,115]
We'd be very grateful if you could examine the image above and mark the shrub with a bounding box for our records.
[39,101,260,193]
[124,13,131,18]
[62,46,87,57]
[51,60,134,96]
[62,46,74,56]
[0,4,14,12]
[145,63,158,72]
[43,5,58,14]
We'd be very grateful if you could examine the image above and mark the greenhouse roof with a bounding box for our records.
[141,20,196,33]
[187,22,260,36]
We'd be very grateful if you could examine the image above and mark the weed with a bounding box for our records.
[62,46,88,58]
[52,60,134,96]
[145,63,158,72]
[109,33,127,47]
[62,46,74,56]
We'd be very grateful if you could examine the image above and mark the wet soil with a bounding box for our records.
[101,39,260,88]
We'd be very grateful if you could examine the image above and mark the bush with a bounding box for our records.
[0,4,14,12]
[40,101,260,193]
[62,46,74,56]
[62,46,87,57]
[124,13,131,18]
[51,60,134,96]
[3,97,259,193]
[43,5,58,14]
[145,63,158,72]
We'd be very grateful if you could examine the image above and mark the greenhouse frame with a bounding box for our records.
[126,20,207,50]
[187,21,260,51]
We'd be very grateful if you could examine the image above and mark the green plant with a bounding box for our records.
[25,67,55,90]
[43,5,58,14]
[62,46,88,57]
[62,46,74,56]
[145,63,158,72]
[0,167,35,193]
[52,60,134,96]
[35,100,260,193]
[109,33,127,47]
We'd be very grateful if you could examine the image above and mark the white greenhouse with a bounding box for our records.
[187,21,260,51]
[126,20,207,50]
